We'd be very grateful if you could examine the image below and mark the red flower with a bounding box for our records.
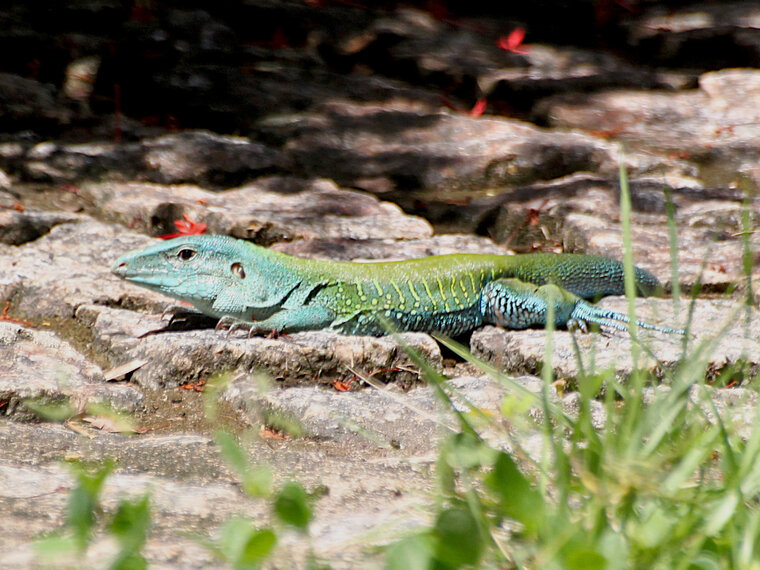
[498,28,529,54]
[159,214,207,239]
[469,97,488,117]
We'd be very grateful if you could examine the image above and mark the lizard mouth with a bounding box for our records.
[112,259,177,287]
[112,260,130,277]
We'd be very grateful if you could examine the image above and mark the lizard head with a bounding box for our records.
[112,234,289,317]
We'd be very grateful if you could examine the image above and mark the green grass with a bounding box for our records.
[382,158,760,569]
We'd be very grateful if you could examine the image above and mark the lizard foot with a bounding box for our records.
[570,301,685,335]
[137,305,216,335]
[566,318,589,334]
[216,315,253,337]
[215,316,280,338]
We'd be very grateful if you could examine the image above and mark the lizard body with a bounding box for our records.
[112,235,683,336]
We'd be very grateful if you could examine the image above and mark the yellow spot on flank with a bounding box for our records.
[468,271,477,292]
[373,280,383,296]
[356,282,364,297]
[449,276,460,304]
[409,282,422,304]
[372,299,379,305]
[421,279,437,310]
[436,278,451,311]
[391,280,404,301]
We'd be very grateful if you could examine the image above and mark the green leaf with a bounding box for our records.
[215,431,250,477]
[243,466,272,498]
[34,534,79,561]
[565,549,607,570]
[110,495,150,542]
[23,398,75,421]
[631,506,677,549]
[263,409,304,439]
[219,518,257,561]
[237,528,277,568]
[108,494,150,570]
[66,461,115,550]
[274,482,312,530]
[704,491,740,536]
[686,551,723,570]
[110,552,147,570]
[215,431,271,497]
[67,485,98,550]
[485,452,544,535]
[216,518,276,569]
[433,506,483,567]
[444,432,497,470]
[385,534,433,570]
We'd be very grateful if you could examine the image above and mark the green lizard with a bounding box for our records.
[112,234,683,336]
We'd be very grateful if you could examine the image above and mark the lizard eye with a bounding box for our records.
[177,248,195,261]
[231,262,246,279]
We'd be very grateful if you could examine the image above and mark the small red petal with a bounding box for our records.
[470,98,488,117]
[161,214,208,238]
[498,28,529,54]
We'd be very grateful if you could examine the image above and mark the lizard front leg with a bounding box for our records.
[481,278,683,334]
[216,305,336,337]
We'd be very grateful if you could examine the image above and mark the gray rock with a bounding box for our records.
[0,417,435,568]
[483,43,686,106]
[272,233,509,261]
[0,220,147,321]
[471,297,760,383]
[0,167,12,190]
[0,73,72,130]
[0,209,88,245]
[266,102,618,192]
[0,322,143,419]
[87,303,441,389]
[141,131,281,185]
[18,130,282,188]
[81,177,433,242]
[540,69,760,192]
[627,3,760,68]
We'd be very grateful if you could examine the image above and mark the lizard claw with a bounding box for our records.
[215,316,281,338]
[216,315,247,335]
[161,304,199,324]
[228,322,254,337]
[566,318,589,334]
[156,304,217,331]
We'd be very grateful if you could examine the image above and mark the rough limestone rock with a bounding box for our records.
[84,303,442,390]
[0,322,143,419]
[81,177,433,242]
[471,297,760,383]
